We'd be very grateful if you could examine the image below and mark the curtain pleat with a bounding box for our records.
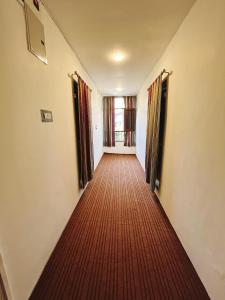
[74,78,94,189]
[103,97,115,147]
[145,76,162,192]
[124,96,136,147]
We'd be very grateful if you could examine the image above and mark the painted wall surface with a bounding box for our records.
[136,0,225,299]
[104,145,136,155]
[0,1,103,299]
[92,89,103,168]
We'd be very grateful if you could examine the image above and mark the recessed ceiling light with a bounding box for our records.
[113,51,125,62]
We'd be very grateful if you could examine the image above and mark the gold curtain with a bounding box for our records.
[145,75,162,192]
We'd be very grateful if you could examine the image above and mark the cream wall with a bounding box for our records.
[92,89,104,168]
[0,0,103,299]
[104,145,136,155]
[136,0,225,299]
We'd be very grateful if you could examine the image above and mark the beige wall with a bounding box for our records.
[92,89,103,169]
[0,1,103,299]
[136,0,225,299]
[104,146,136,155]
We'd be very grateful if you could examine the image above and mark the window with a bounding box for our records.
[114,97,125,143]
[103,96,136,147]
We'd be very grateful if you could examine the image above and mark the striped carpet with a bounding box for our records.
[30,154,209,300]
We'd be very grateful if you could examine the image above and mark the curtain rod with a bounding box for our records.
[71,71,92,92]
[161,69,173,76]
[147,69,172,91]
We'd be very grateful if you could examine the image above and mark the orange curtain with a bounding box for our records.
[145,75,162,192]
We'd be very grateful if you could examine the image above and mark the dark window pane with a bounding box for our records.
[124,109,136,131]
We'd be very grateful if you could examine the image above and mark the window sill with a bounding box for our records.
[103,146,136,155]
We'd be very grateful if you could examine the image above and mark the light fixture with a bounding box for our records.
[108,49,129,64]
[113,52,125,62]
[109,49,128,63]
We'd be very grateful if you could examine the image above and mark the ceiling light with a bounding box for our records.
[113,52,125,62]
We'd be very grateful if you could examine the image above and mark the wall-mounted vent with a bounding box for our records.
[24,1,47,64]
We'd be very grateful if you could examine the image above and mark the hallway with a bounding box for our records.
[30,154,209,300]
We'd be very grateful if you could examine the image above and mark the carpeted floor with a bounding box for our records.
[30,154,209,300]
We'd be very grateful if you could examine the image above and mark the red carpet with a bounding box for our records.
[30,154,209,300]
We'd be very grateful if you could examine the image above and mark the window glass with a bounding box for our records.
[115,97,125,142]
[115,109,124,131]
[115,97,125,109]
[115,132,125,142]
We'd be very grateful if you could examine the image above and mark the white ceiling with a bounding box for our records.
[43,0,195,96]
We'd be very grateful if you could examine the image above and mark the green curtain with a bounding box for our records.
[145,75,162,192]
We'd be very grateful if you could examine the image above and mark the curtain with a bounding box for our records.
[145,75,162,192]
[103,97,115,147]
[124,96,136,146]
[73,78,94,189]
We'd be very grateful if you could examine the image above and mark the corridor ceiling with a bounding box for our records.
[43,0,195,96]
